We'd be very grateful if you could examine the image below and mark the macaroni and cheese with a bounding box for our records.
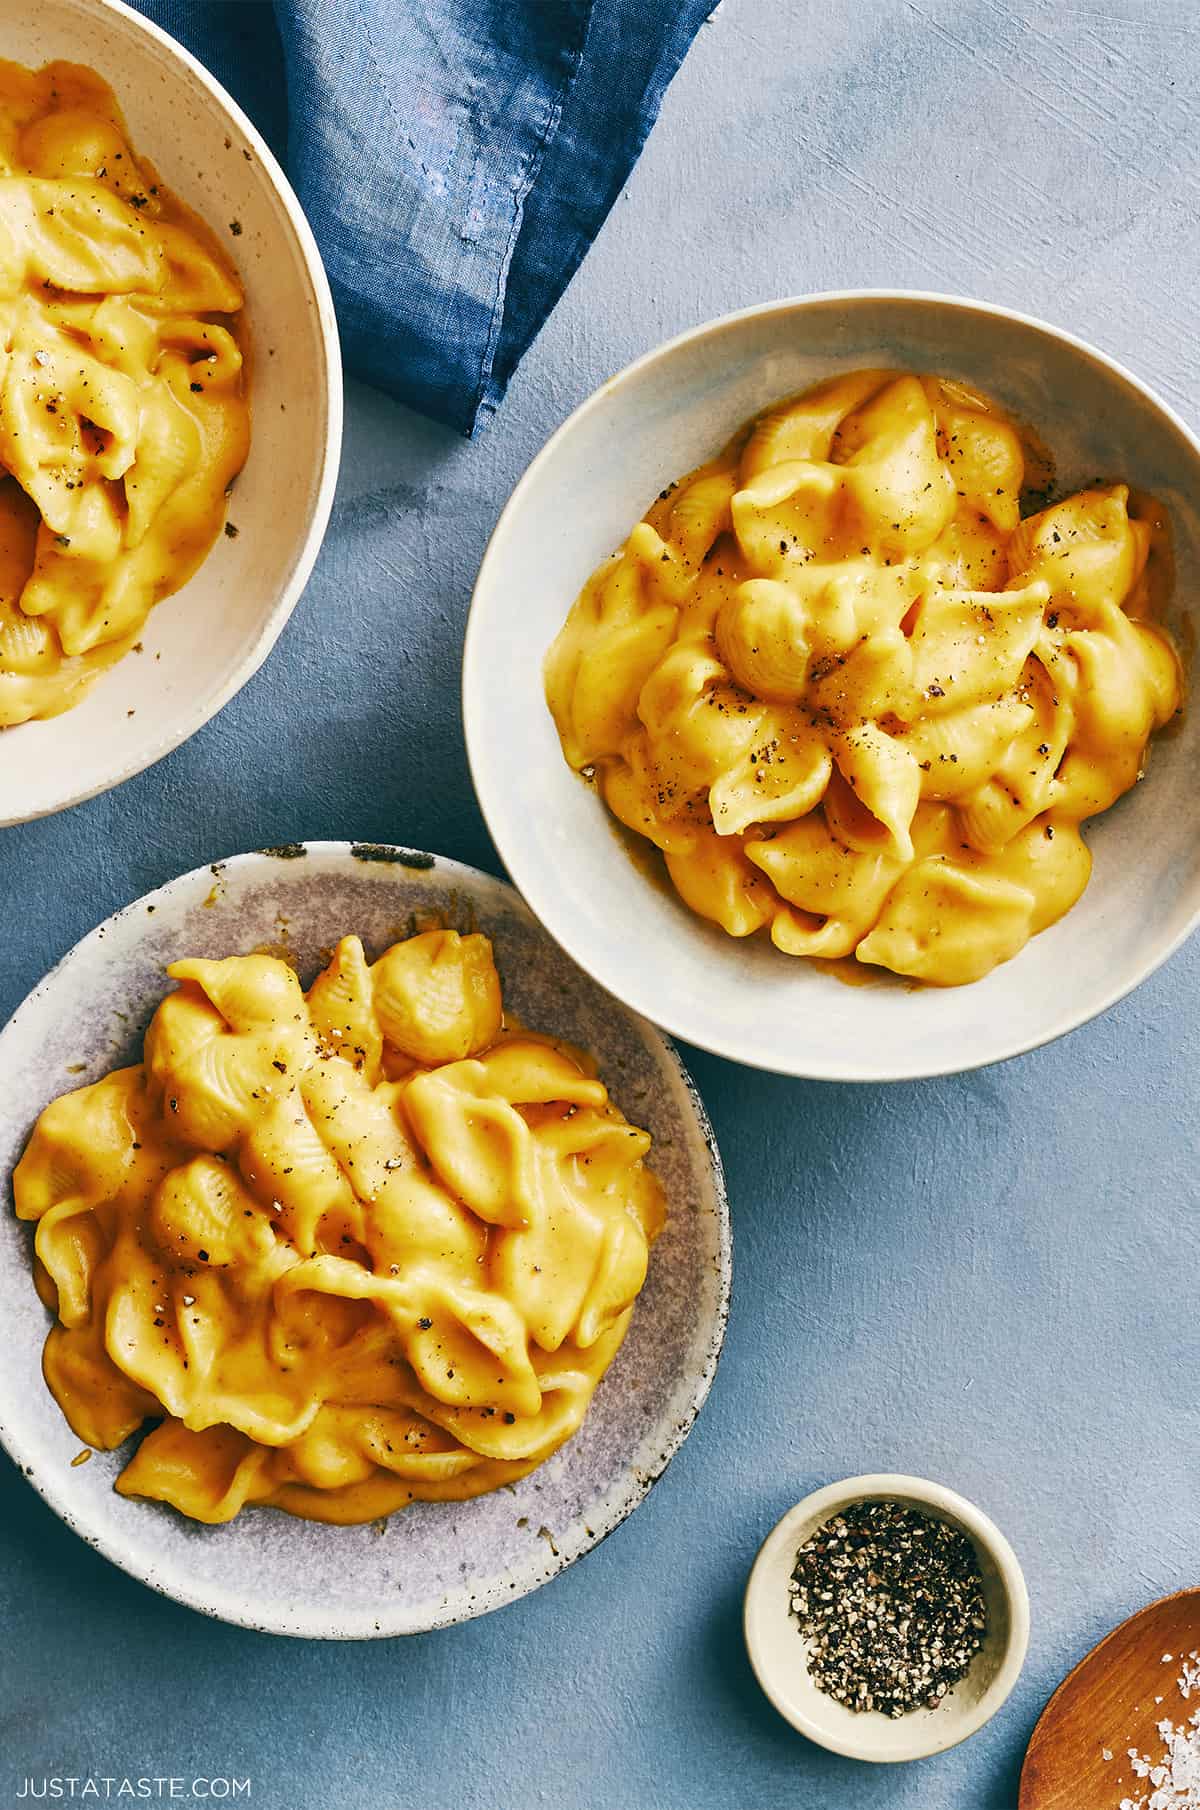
[546,371,1182,985]
[0,60,249,725]
[14,930,665,1524]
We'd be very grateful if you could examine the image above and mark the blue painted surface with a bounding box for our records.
[2,2,1199,1805]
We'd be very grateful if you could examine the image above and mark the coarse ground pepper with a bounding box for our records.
[789,1498,987,1717]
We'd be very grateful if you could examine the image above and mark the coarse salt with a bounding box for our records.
[1118,1653,1200,1809]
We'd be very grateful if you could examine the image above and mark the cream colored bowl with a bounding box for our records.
[743,1474,1030,1763]
[0,0,341,826]
[463,292,1200,1080]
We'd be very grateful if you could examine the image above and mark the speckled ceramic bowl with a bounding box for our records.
[743,1473,1030,1762]
[0,844,730,1637]
[464,291,1200,1080]
[0,0,342,826]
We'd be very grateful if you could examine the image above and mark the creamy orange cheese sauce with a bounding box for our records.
[0,60,249,725]
[15,930,665,1525]
[546,371,1183,985]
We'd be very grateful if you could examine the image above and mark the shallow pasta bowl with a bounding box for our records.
[463,291,1200,1080]
[0,843,730,1637]
[0,0,341,826]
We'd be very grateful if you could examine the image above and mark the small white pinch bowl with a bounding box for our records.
[0,843,730,1637]
[0,0,342,826]
[464,291,1200,1080]
[743,1473,1030,1763]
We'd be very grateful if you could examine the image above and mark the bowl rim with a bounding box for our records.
[462,287,1200,1082]
[1,0,344,829]
[741,1470,1031,1763]
[0,840,731,1638]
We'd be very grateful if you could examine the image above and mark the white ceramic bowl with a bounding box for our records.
[463,291,1200,1080]
[0,0,341,826]
[743,1474,1030,1763]
[0,844,730,1637]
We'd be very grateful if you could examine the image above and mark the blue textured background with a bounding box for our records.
[3,2,1199,1806]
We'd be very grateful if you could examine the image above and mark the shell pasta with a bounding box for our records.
[545,371,1182,985]
[0,60,249,725]
[14,930,665,1524]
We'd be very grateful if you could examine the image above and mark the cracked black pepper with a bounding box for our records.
[788,1499,987,1716]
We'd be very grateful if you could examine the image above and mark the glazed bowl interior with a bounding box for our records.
[464,291,1200,1080]
[0,0,341,826]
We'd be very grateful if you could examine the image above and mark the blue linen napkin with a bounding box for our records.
[132,0,714,434]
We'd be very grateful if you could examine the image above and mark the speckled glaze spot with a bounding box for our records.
[350,843,437,868]
[0,845,730,1640]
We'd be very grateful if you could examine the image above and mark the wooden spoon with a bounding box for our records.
[1020,1589,1200,1809]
